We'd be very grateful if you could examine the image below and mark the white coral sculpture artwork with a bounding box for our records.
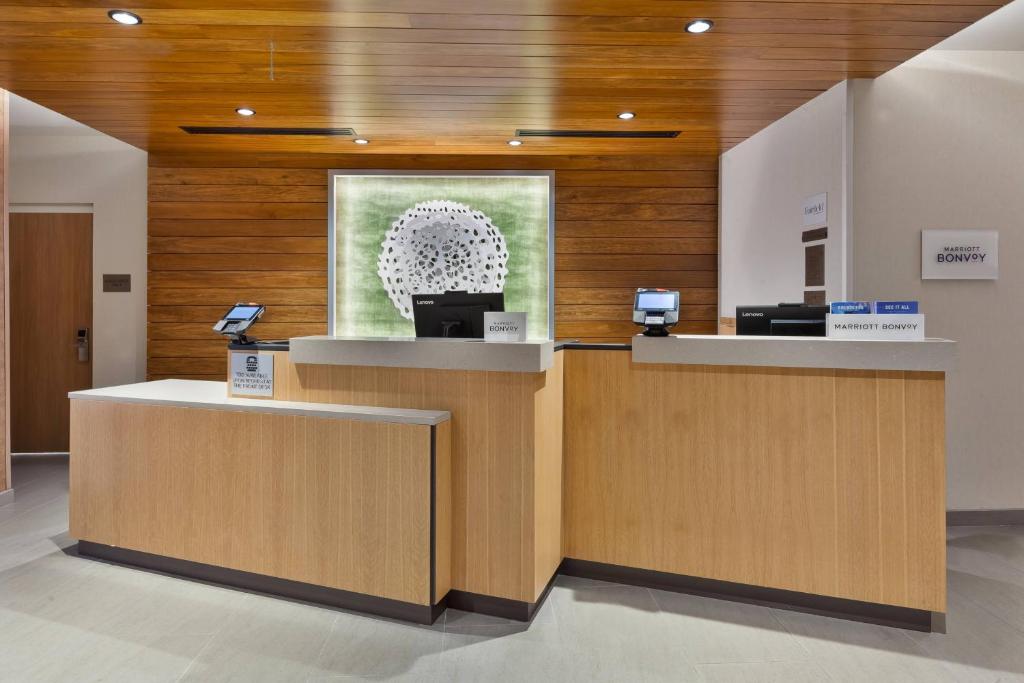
[377,200,509,320]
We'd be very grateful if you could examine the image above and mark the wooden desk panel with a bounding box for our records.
[260,350,563,604]
[70,399,448,607]
[562,350,945,612]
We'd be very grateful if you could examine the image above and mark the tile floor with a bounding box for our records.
[2,454,1023,682]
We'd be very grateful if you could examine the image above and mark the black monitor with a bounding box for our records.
[412,291,505,338]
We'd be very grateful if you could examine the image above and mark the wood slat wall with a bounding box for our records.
[148,153,717,380]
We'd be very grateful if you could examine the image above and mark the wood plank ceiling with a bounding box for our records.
[0,1,1005,156]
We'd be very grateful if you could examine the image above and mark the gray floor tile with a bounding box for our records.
[0,627,209,683]
[905,588,1024,682]
[695,660,832,682]
[948,555,1024,633]
[179,594,338,682]
[314,611,445,679]
[650,589,809,664]
[772,607,961,682]
[440,627,700,683]
[545,580,702,680]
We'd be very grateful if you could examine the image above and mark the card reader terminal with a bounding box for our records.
[633,288,680,337]
[213,303,265,345]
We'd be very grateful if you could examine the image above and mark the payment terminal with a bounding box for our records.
[212,303,265,345]
[632,288,680,337]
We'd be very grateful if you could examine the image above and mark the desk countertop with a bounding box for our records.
[289,336,554,373]
[69,380,451,426]
[632,334,956,371]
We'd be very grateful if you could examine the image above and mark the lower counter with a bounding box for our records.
[69,381,452,623]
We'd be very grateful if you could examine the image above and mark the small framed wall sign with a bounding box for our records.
[802,192,827,228]
[922,229,998,280]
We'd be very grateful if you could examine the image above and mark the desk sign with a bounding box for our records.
[827,314,925,341]
[484,312,528,342]
[230,351,274,396]
[922,229,998,280]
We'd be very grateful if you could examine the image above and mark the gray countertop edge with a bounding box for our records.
[289,336,554,373]
[69,380,450,426]
[631,335,956,372]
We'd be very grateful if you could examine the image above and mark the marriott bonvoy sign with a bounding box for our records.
[922,229,998,280]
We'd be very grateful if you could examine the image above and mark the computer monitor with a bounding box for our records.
[412,291,505,338]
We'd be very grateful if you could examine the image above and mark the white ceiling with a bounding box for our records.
[934,0,1024,51]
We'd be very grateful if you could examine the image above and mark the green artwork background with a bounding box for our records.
[333,174,551,338]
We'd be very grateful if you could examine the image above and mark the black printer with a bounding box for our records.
[735,303,829,337]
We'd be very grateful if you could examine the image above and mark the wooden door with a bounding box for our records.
[10,213,93,452]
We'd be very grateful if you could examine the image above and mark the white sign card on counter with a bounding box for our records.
[921,229,998,280]
[802,192,827,228]
[484,312,528,342]
[230,351,274,396]
[827,314,925,341]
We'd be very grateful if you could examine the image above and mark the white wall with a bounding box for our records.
[9,133,147,387]
[719,81,850,322]
[851,51,1024,510]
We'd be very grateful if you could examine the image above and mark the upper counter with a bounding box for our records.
[632,335,955,372]
[70,379,450,426]
[289,336,554,373]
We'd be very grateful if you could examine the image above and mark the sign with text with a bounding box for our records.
[827,314,925,341]
[484,312,528,342]
[922,229,998,280]
[230,351,274,397]
[802,192,827,228]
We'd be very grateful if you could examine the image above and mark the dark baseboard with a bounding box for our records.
[947,509,1024,526]
[72,540,946,631]
[559,557,940,633]
[75,540,445,625]
[446,570,558,622]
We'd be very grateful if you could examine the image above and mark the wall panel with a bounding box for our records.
[148,154,718,379]
[0,90,8,492]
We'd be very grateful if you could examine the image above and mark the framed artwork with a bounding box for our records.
[329,170,554,338]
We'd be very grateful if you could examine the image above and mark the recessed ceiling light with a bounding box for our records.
[617,112,636,120]
[108,9,142,25]
[507,139,523,146]
[685,19,713,34]
[235,107,255,117]
[353,138,370,144]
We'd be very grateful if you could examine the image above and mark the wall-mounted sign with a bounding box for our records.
[484,312,528,342]
[102,273,131,292]
[802,192,827,228]
[922,229,998,280]
[230,351,274,397]
[827,314,925,341]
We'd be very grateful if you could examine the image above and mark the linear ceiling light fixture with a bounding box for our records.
[515,129,679,139]
[108,9,142,25]
[180,126,355,136]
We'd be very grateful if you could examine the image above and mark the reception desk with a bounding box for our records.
[70,334,953,630]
